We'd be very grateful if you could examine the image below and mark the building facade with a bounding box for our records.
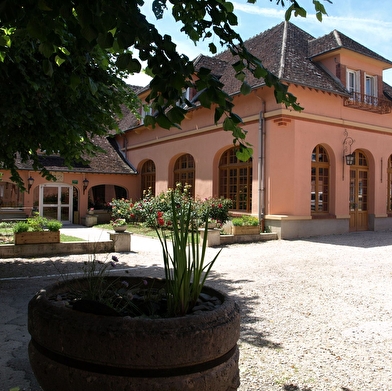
[115,22,392,239]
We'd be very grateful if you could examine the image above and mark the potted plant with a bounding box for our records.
[111,218,127,232]
[28,192,240,391]
[13,213,62,244]
[231,215,260,235]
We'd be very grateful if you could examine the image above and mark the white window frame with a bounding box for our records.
[364,74,378,104]
[347,69,360,99]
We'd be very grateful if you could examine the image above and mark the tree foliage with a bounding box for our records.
[0,0,330,187]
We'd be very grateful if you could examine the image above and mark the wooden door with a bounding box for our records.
[349,151,368,231]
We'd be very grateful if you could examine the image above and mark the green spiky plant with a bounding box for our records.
[156,192,221,317]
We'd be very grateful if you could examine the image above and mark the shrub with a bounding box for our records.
[13,213,62,232]
[110,183,232,229]
[110,198,135,222]
[13,221,29,233]
[231,215,259,226]
[197,197,232,225]
[46,220,63,232]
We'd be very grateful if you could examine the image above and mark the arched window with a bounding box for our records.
[387,155,392,212]
[311,145,329,213]
[174,154,195,193]
[141,160,156,197]
[219,147,252,212]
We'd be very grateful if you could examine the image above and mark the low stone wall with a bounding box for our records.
[220,233,278,245]
[0,241,114,259]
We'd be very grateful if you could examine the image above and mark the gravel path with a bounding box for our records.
[1,230,392,391]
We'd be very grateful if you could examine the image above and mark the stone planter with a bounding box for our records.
[84,215,98,227]
[232,225,260,235]
[28,277,240,391]
[14,231,60,245]
[113,225,127,232]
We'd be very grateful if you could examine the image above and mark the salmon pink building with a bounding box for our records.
[116,22,392,239]
[2,22,392,239]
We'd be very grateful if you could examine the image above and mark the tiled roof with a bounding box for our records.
[117,105,140,132]
[16,136,137,175]
[212,22,348,95]
[126,22,392,126]
[309,30,392,65]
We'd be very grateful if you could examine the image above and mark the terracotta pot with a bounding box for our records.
[28,277,240,391]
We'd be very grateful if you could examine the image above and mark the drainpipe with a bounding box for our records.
[258,103,266,232]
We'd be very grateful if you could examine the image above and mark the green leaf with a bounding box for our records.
[235,71,246,82]
[81,26,97,42]
[42,59,53,76]
[54,55,65,66]
[240,81,251,95]
[58,46,70,56]
[232,60,245,73]
[70,74,81,89]
[155,113,173,129]
[143,115,156,127]
[97,32,114,49]
[116,53,132,70]
[38,0,52,11]
[39,42,55,58]
[88,77,98,95]
[209,43,217,54]
[197,91,212,108]
[236,145,253,162]
[127,59,142,73]
[167,106,186,124]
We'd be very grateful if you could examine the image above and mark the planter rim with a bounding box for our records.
[28,276,240,369]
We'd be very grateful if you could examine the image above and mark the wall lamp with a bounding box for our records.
[345,153,355,166]
[27,176,34,194]
[82,178,89,195]
[343,129,355,166]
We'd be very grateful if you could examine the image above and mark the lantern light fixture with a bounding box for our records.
[82,178,89,195]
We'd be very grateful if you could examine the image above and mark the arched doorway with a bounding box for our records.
[349,150,369,231]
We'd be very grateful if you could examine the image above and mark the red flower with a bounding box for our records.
[158,217,165,226]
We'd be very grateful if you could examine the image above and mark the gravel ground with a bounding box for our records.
[1,230,392,391]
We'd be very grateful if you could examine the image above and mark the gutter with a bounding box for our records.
[258,103,266,232]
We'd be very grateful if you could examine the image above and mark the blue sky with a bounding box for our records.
[127,0,392,86]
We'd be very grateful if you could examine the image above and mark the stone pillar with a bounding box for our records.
[84,215,98,227]
[110,232,132,252]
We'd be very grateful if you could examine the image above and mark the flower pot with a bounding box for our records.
[28,277,240,391]
[113,225,127,232]
[14,231,60,245]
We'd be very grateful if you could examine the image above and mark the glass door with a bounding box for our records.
[39,184,73,224]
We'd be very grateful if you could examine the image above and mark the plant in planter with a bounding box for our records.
[111,218,127,232]
[13,213,62,244]
[231,215,260,235]
[28,193,240,391]
[197,197,233,228]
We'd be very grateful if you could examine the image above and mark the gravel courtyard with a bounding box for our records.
[1,229,391,391]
